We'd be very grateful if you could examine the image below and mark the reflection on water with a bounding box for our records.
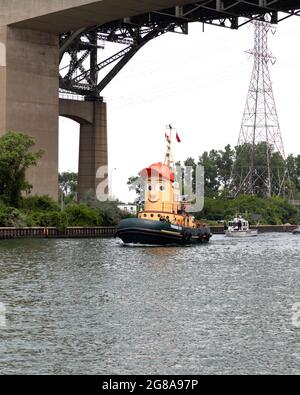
[0,234,299,374]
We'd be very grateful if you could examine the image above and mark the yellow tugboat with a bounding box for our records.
[115,126,212,246]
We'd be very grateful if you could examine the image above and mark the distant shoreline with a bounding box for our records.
[0,225,298,240]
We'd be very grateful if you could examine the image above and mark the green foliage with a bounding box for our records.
[96,201,128,226]
[65,204,102,227]
[0,204,27,227]
[127,175,144,209]
[31,211,68,231]
[287,154,300,197]
[198,150,220,196]
[233,142,287,197]
[0,132,44,207]
[59,172,78,196]
[196,195,299,225]
[22,195,60,212]
[83,193,134,226]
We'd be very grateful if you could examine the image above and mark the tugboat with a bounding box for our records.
[225,217,258,238]
[115,126,212,246]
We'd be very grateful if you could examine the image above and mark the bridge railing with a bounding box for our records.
[59,92,85,101]
[59,91,107,102]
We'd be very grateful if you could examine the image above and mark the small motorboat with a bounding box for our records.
[225,217,258,238]
[292,226,300,235]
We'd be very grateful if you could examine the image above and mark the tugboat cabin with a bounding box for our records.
[138,162,199,229]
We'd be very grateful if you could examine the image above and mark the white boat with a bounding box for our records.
[292,226,300,235]
[225,217,258,238]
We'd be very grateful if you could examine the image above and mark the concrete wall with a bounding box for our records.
[0,26,59,199]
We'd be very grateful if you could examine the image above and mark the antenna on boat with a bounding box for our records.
[164,124,174,167]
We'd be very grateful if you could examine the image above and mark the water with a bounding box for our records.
[0,233,299,375]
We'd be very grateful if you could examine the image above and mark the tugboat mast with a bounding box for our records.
[165,124,174,167]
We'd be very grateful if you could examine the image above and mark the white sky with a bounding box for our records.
[59,17,300,203]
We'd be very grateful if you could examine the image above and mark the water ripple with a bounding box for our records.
[0,234,299,374]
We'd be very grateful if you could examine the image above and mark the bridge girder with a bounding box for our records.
[59,0,300,98]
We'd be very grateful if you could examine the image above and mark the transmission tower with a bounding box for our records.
[230,20,290,198]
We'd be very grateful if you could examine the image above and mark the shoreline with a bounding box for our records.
[0,225,298,240]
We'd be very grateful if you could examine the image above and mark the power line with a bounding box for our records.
[108,67,248,110]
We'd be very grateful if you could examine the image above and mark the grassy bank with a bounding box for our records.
[0,196,133,230]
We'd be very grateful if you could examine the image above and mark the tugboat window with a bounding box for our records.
[144,214,147,218]
[148,185,152,191]
[160,185,165,191]
[150,214,154,218]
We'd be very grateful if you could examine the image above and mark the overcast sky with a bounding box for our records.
[59,16,300,203]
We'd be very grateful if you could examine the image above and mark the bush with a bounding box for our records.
[0,204,27,227]
[31,211,68,230]
[82,193,134,226]
[22,195,60,212]
[65,204,102,227]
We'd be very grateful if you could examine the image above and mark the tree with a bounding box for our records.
[183,157,197,194]
[217,144,234,192]
[287,154,300,196]
[59,172,78,196]
[198,150,220,197]
[232,142,290,197]
[0,132,44,207]
[127,175,144,208]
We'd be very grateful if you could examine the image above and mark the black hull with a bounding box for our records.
[115,218,212,246]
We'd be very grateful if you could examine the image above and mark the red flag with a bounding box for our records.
[176,132,181,143]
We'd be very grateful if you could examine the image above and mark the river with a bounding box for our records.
[0,233,299,375]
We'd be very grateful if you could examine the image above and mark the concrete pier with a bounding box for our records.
[0,26,59,199]
[59,99,108,201]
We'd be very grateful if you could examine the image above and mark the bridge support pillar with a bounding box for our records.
[0,26,59,199]
[59,99,108,202]
[78,101,108,201]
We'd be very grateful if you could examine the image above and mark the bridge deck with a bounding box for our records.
[0,0,195,32]
[1,0,300,33]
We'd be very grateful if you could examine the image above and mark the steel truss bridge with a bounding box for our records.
[59,0,300,99]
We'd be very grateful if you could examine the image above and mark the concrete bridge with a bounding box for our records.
[0,1,300,200]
